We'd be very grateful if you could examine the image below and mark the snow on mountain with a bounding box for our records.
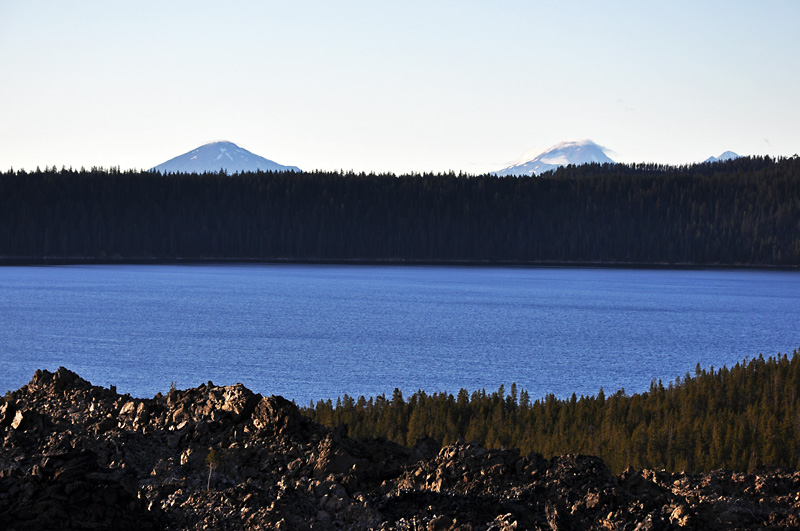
[495,139,615,176]
[703,151,740,164]
[151,141,301,174]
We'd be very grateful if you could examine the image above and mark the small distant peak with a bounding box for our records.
[703,151,741,164]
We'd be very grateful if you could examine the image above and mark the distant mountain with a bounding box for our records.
[703,151,741,164]
[495,140,615,176]
[151,141,301,174]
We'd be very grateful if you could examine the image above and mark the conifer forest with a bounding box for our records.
[1,156,799,265]
[304,352,800,474]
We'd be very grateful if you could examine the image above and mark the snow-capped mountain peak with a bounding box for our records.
[151,141,301,174]
[495,139,615,176]
[703,151,740,164]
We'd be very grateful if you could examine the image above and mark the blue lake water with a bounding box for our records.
[1,264,798,405]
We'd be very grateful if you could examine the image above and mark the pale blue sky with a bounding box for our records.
[1,1,798,174]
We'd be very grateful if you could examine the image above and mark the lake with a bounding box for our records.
[1,264,798,405]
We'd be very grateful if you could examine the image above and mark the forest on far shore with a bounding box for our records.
[1,156,799,265]
[303,351,800,474]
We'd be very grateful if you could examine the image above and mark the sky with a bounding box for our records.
[1,1,798,174]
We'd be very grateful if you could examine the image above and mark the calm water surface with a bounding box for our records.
[1,265,798,405]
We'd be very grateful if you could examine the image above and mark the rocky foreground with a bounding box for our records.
[1,369,799,531]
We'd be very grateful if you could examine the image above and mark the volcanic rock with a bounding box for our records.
[1,367,799,530]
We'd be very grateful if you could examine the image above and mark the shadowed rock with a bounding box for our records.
[2,368,799,530]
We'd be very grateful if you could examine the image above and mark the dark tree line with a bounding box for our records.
[1,156,799,265]
[303,350,800,473]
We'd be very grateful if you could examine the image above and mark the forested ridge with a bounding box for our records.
[1,156,799,265]
[303,351,800,474]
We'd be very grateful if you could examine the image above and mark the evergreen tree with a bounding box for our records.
[303,350,800,473]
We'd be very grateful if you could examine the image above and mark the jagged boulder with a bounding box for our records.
[217,383,258,420]
[251,394,313,439]
[27,367,91,394]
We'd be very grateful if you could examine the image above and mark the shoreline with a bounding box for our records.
[1,256,798,271]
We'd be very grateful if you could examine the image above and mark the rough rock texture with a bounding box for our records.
[2,368,799,530]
